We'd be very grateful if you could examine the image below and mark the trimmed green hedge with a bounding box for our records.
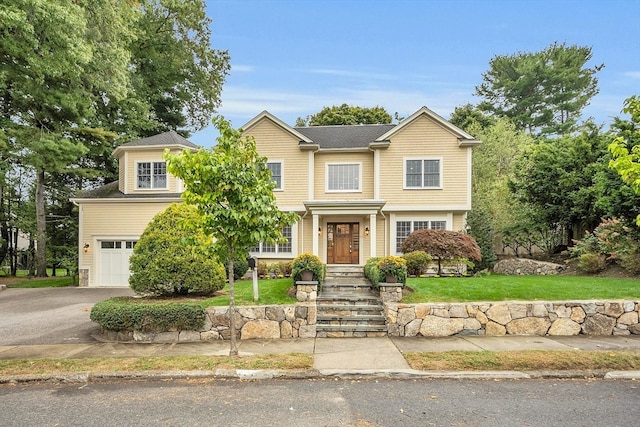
[90,297,206,332]
[364,257,384,288]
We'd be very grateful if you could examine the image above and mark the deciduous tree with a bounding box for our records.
[400,229,481,275]
[609,96,640,225]
[165,117,298,356]
[296,104,392,126]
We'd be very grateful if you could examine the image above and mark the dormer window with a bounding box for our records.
[137,161,167,189]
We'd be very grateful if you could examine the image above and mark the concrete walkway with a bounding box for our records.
[1,335,639,370]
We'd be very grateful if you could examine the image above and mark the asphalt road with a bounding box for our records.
[0,287,134,345]
[1,378,639,426]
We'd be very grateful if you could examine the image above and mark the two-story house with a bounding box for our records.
[73,107,479,287]
[243,106,480,267]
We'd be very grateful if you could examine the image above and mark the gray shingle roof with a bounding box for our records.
[119,131,198,149]
[73,181,182,200]
[294,124,396,149]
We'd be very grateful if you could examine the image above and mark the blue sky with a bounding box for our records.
[190,0,640,146]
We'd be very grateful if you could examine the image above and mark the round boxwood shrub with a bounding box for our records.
[402,251,432,276]
[129,203,226,296]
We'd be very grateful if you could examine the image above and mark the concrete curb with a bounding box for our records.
[2,369,639,384]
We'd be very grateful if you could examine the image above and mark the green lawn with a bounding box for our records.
[203,278,297,306]
[5,277,74,288]
[403,274,640,303]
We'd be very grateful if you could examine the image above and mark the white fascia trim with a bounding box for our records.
[70,197,183,204]
[317,147,370,153]
[112,143,197,157]
[383,205,471,211]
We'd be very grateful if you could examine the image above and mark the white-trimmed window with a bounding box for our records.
[405,158,441,189]
[250,226,292,255]
[396,220,447,252]
[267,161,283,190]
[137,161,167,189]
[327,163,361,192]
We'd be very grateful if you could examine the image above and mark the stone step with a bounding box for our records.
[322,281,371,288]
[317,314,386,324]
[316,324,388,333]
[317,295,381,305]
[316,305,384,317]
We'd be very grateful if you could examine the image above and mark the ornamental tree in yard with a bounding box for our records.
[165,117,298,356]
[400,229,481,275]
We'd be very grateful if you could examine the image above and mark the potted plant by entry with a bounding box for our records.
[376,255,407,284]
[292,252,325,285]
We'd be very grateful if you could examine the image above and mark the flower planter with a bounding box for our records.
[301,270,313,281]
[385,274,398,283]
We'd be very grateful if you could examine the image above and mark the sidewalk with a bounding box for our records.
[1,335,639,382]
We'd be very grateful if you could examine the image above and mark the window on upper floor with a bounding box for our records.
[249,226,292,255]
[327,163,360,192]
[267,161,282,190]
[396,219,447,252]
[405,159,441,189]
[137,161,167,189]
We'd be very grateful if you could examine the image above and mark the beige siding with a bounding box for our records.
[379,115,470,207]
[118,156,125,192]
[314,151,374,200]
[79,201,175,286]
[452,212,466,232]
[246,120,309,207]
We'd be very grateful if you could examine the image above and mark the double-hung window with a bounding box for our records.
[249,226,292,255]
[137,161,167,189]
[267,161,283,190]
[405,159,441,189]
[396,220,447,252]
[327,163,360,192]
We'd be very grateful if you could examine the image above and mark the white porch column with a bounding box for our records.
[369,213,377,258]
[312,214,319,257]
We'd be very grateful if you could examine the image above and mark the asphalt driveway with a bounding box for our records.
[0,287,134,345]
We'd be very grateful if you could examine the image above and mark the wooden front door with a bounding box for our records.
[327,223,359,264]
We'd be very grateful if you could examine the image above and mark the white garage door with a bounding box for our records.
[99,240,136,286]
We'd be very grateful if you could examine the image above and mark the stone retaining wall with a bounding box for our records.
[494,258,565,275]
[385,300,640,337]
[101,303,316,343]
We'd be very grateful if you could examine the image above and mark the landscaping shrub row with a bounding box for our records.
[90,297,206,332]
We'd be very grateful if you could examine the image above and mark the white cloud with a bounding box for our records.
[230,64,254,73]
[623,71,640,80]
[305,68,396,81]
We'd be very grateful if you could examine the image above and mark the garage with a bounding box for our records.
[98,240,137,286]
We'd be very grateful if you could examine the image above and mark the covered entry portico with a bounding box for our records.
[304,200,386,264]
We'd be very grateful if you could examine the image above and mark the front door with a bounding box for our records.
[327,223,359,264]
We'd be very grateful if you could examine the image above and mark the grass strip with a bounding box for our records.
[404,275,640,303]
[0,354,313,376]
[404,350,640,371]
[6,277,73,288]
